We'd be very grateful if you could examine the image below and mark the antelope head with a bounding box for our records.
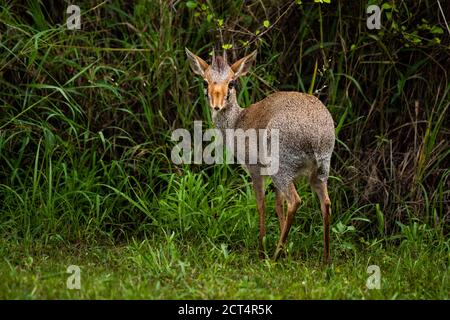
[185,48,257,112]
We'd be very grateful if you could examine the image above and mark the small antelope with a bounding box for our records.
[186,48,335,264]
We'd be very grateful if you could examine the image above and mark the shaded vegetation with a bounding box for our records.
[0,0,448,299]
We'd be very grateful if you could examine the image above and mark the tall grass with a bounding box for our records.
[0,0,448,254]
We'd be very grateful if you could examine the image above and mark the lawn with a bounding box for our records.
[1,227,447,299]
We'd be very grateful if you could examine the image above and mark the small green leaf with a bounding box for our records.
[430,37,441,45]
[222,43,233,50]
[217,19,223,27]
[430,25,444,34]
[386,11,392,21]
[263,20,270,28]
[342,242,355,250]
[381,2,393,10]
[239,40,249,47]
[186,1,197,9]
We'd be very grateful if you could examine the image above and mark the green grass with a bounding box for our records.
[0,0,449,299]
[1,235,448,299]
[1,168,448,299]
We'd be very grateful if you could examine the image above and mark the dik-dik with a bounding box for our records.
[186,48,335,264]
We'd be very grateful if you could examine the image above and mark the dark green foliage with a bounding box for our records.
[0,0,448,298]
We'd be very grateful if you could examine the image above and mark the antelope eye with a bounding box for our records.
[228,80,236,89]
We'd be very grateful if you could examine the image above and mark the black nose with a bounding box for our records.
[214,106,220,111]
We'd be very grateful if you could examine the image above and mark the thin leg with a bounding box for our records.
[311,176,332,265]
[252,174,266,259]
[275,189,285,232]
[274,183,301,260]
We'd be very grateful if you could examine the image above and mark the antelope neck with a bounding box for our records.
[212,92,242,130]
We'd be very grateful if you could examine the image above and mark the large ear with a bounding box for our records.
[231,50,257,78]
[185,48,209,77]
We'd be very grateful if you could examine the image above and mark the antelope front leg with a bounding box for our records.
[252,174,266,259]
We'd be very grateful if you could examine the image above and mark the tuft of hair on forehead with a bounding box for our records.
[211,55,228,73]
